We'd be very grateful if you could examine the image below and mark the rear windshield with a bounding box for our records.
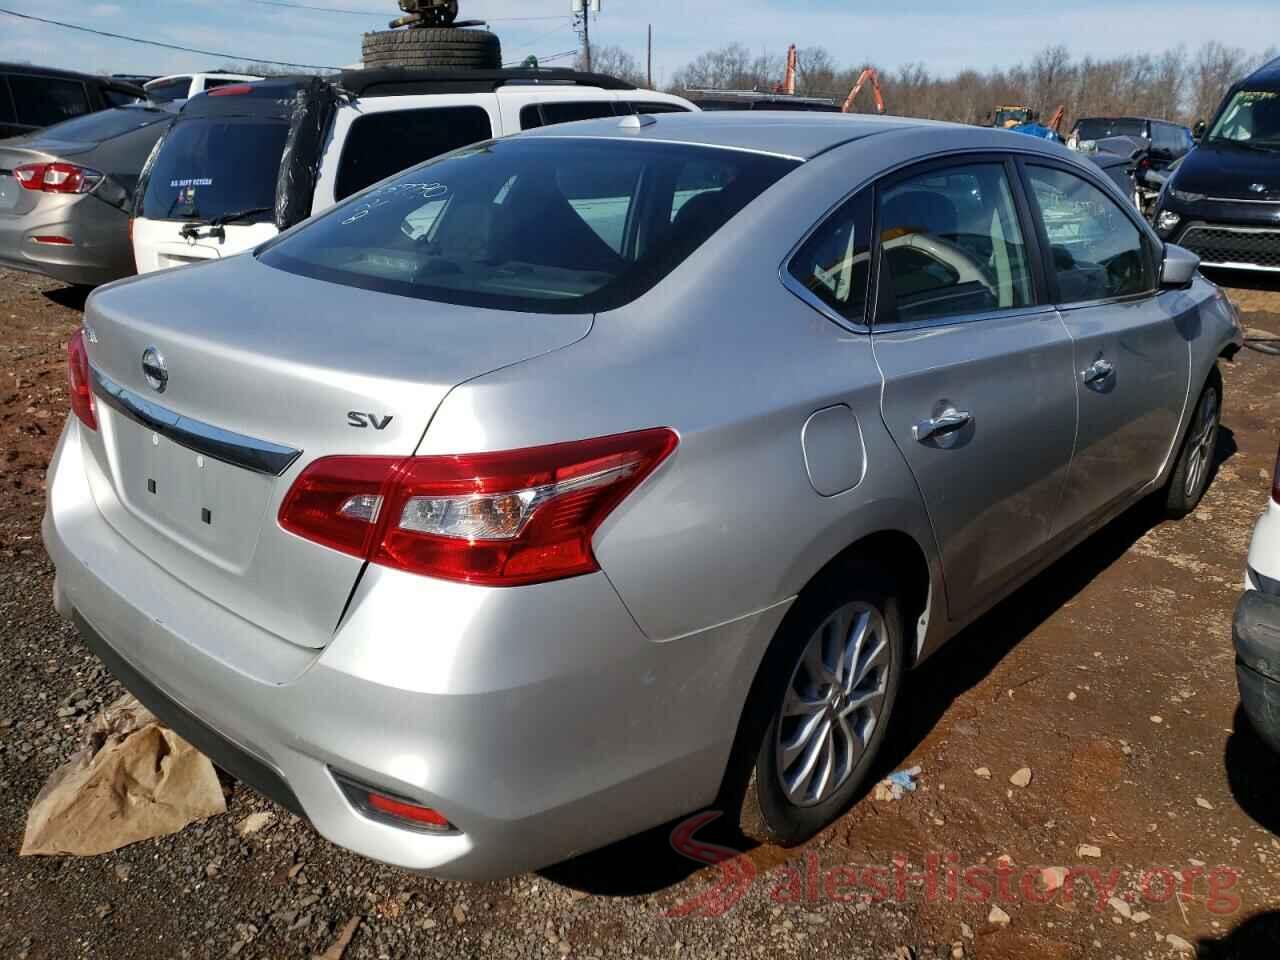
[145,77,192,103]
[39,107,167,143]
[139,117,287,222]
[1075,118,1146,141]
[260,137,799,314]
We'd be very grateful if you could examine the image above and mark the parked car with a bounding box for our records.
[0,105,174,286]
[1236,446,1280,752]
[131,69,696,273]
[1069,116,1195,170]
[46,113,1242,880]
[1152,56,1280,273]
[686,90,842,111]
[1,64,143,140]
[142,72,263,105]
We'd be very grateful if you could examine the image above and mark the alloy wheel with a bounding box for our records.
[1183,388,1219,500]
[774,601,890,807]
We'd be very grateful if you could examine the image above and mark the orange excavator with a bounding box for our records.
[774,44,798,96]
[842,67,885,114]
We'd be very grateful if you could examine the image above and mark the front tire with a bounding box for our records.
[735,578,903,845]
[1164,366,1222,518]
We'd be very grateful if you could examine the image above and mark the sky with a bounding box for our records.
[3,0,1277,85]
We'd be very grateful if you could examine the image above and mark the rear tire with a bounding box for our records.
[361,27,501,70]
[731,572,903,845]
[1164,366,1222,518]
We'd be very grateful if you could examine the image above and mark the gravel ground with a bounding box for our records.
[2,267,1280,959]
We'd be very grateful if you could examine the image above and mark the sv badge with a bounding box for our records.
[347,412,394,430]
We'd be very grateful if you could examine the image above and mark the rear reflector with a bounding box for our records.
[208,83,255,96]
[66,329,97,431]
[32,235,73,245]
[279,428,678,586]
[333,773,454,833]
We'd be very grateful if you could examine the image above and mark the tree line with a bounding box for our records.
[586,41,1277,128]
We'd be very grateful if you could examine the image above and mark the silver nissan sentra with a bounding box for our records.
[44,112,1242,879]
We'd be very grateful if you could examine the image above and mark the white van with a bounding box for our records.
[132,69,696,274]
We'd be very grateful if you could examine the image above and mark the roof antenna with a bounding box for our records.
[619,113,657,130]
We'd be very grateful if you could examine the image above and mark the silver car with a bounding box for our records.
[44,113,1243,880]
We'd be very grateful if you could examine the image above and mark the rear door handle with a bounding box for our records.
[1081,359,1114,385]
[913,409,972,443]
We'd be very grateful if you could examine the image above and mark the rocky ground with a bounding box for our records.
[2,267,1280,959]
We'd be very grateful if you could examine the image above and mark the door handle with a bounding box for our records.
[1081,359,1115,385]
[913,409,972,443]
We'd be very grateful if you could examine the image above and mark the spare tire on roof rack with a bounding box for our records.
[360,27,502,70]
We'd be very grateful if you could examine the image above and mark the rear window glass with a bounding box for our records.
[260,137,798,314]
[1074,118,1146,141]
[0,79,16,124]
[139,117,287,222]
[335,106,493,202]
[35,107,167,142]
[519,101,617,130]
[145,77,192,103]
[8,75,90,127]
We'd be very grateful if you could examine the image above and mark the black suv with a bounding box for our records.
[1152,57,1280,273]
[0,64,144,140]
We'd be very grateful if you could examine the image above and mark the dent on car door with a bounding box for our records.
[1020,161,1191,535]
[869,158,1077,620]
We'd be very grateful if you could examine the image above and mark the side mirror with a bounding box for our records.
[1192,120,1206,142]
[1161,243,1199,289]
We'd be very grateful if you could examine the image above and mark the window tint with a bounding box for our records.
[34,106,167,143]
[518,100,616,130]
[144,77,192,103]
[630,101,689,115]
[139,117,288,223]
[1027,165,1153,302]
[1074,118,1146,141]
[1208,90,1280,145]
[787,192,871,323]
[8,75,90,127]
[261,138,798,314]
[877,163,1034,324]
[0,78,16,124]
[335,107,493,202]
[203,78,243,91]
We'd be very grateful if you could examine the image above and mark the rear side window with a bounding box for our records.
[145,77,192,103]
[204,78,243,91]
[519,101,617,130]
[630,101,690,115]
[139,117,288,223]
[787,191,872,324]
[877,163,1034,324]
[334,106,493,202]
[8,75,90,127]
[1026,165,1153,302]
[261,138,798,314]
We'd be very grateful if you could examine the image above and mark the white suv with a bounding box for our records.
[143,72,264,105]
[131,69,696,274]
[1236,444,1280,751]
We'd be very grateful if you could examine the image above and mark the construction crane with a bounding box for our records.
[842,67,885,114]
[774,44,797,96]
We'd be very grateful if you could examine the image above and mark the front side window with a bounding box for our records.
[9,75,90,127]
[877,162,1034,324]
[335,107,493,201]
[1026,165,1153,303]
[518,101,617,130]
[787,191,871,324]
[261,137,798,314]
[1208,90,1280,148]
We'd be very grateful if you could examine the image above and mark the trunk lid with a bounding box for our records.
[80,254,592,648]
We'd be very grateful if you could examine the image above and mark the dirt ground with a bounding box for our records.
[2,266,1280,960]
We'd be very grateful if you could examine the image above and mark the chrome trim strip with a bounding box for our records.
[1206,197,1280,205]
[90,367,302,477]
[780,269,870,334]
[1198,260,1280,273]
[1182,224,1280,236]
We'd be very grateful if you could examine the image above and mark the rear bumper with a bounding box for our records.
[43,419,786,879]
[0,197,133,286]
[1234,590,1280,753]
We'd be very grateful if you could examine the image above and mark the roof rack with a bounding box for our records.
[339,67,636,98]
[684,88,837,106]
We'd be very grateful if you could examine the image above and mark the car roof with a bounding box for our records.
[0,61,140,91]
[338,67,638,98]
[1244,55,1280,87]
[513,110,973,160]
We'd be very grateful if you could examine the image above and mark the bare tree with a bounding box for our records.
[576,44,645,86]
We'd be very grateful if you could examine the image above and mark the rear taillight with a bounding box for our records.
[208,84,254,96]
[67,329,97,431]
[14,162,103,194]
[279,429,678,586]
[1272,446,1280,506]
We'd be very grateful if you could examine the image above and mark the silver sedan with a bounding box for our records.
[44,112,1242,879]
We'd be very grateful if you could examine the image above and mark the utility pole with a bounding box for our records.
[647,24,653,89]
